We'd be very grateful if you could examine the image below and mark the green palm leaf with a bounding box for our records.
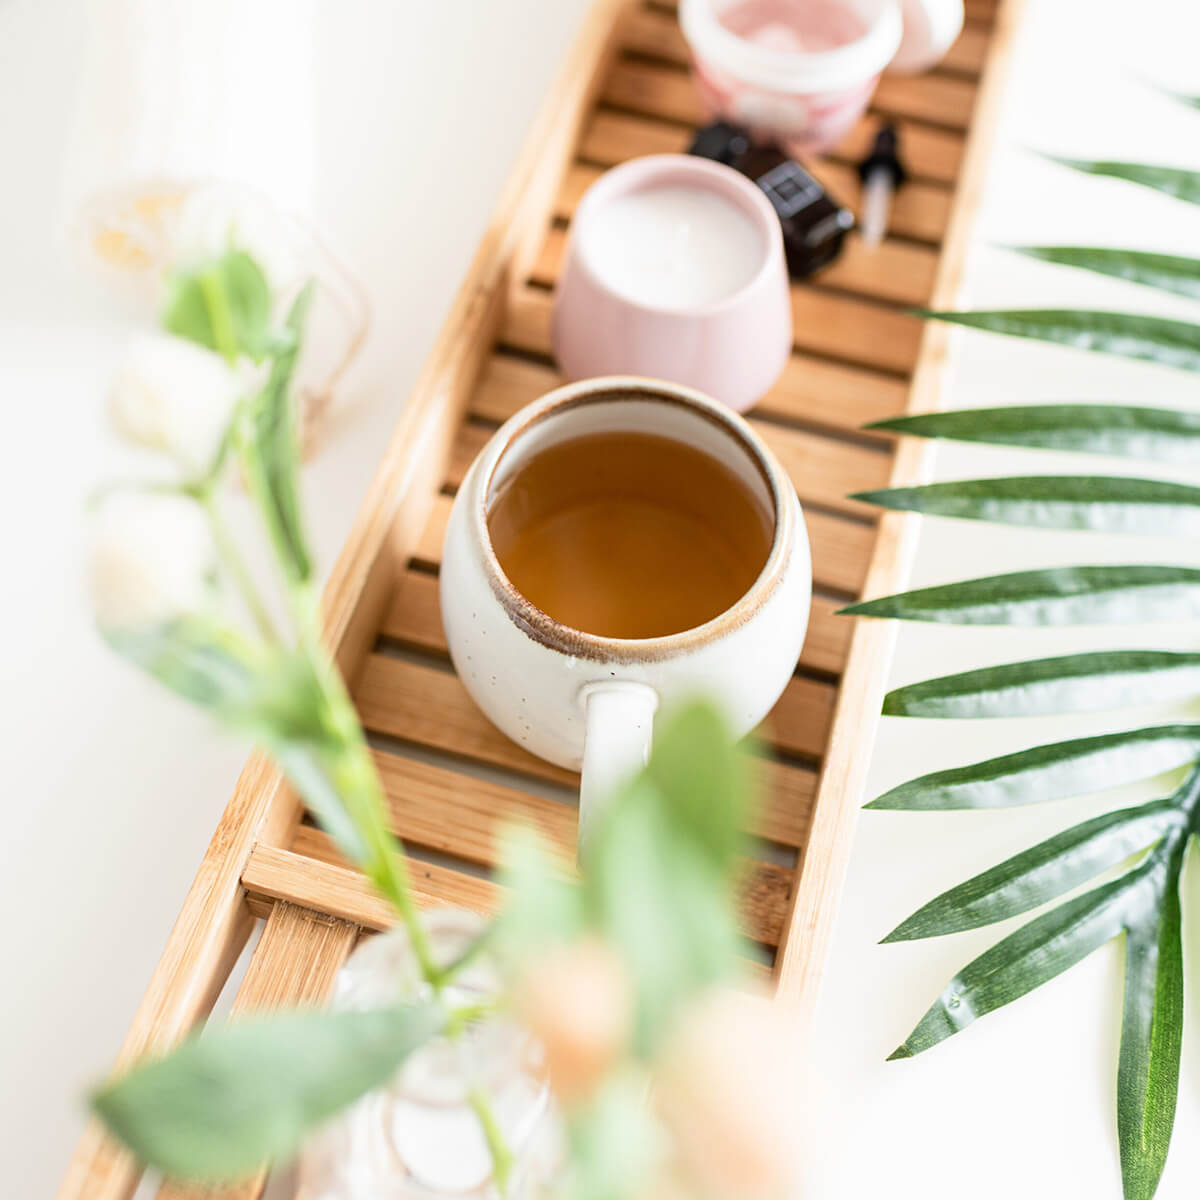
[845,565,1200,626]
[916,309,1200,372]
[882,799,1181,942]
[868,724,1200,811]
[888,858,1153,1059]
[880,125,1200,1199]
[1118,835,1186,1200]
[1159,88,1200,111]
[868,404,1200,464]
[1046,156,1200,206]
[855,476,1200,535]
[1008,246,1200,300]
[884,650,1200,718]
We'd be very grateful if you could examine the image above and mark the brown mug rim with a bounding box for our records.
[472,376,795,664]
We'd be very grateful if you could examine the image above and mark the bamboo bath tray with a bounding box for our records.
[61,1,1024,1195]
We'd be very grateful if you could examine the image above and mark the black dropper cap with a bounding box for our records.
[857,122,907,188]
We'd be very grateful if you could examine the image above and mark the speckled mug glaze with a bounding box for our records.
[440,376,811,846]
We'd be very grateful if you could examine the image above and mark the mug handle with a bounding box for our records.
[578,680,660,854]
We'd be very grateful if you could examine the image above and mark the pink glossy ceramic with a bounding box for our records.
[551,155,792,414]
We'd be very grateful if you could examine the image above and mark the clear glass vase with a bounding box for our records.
[296,909,561,1200]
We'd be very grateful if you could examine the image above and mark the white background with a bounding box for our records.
[3,0,1200,1196]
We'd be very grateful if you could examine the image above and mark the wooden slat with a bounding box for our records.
[943,23,990,75]
[372,740,813,856]
[156,904,358,1200]
[415,490,876,599]
[622,3,692,63]
[790,288,922,374]
[447,422,493,490]
[531,221,938,307]
[285,824,791,948]
[358,655,818,849]
[869,72,976,130]
[445,413,889,522]
[357,652,825,840]
[356,652,834,770]
[503,283,919,380]
[479,345,905,444]
[965,0,999,22]
[580,106,693,161]
[602,58,966,183]
[247,841,498,924]
[369,750,581,861]
[622,5,988,79]
[383,563,850,678]
[572,119,955,245]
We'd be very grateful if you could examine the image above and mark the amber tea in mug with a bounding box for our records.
[486,431,774,640]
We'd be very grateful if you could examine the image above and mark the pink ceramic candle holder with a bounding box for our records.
[552,155,791,414]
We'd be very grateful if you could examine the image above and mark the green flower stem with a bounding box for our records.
[444,1001,502,1037]
[201,492,280,645]
[468,1086,514,1198]
[199,268,240,364]
[303,626,441,986]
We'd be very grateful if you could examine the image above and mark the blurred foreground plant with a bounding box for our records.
[86,246,806,1198]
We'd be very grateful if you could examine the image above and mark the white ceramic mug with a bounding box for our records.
[440,376,811,846]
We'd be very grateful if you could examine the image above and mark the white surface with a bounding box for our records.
[2,0,1200,1197]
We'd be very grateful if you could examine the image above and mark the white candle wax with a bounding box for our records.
[584,184,765,309]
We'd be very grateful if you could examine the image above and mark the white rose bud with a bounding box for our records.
[170,182,302,294]
[656,987,808,1200]
[109,332,248,475]
[89,491,216,634]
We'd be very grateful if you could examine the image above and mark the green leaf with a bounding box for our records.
[916,309,1200,373]
[105,617,261,711]
[163,251,273,361]
[644,701,751,872]
[1009,247,1200,301]
[589,784,742,1055]
[1046,156,1200,206]
[495,824,586,958]
[239,284,314,585]
[845,565,1200,627]
[868,404,1200,465]
[91,1002,443,1182]
[854,476,1200,535]
[882,798,1182,942]
[1117,838,1185,1200]
[884,650,1200,718]
[867,724,1200,811]
[889,860,1151,1059]
[269,742,369,867]
[564,1071,665,1200]
[583,705,749,1055]
[107,621,372,866]
[1160,88,1200,111]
